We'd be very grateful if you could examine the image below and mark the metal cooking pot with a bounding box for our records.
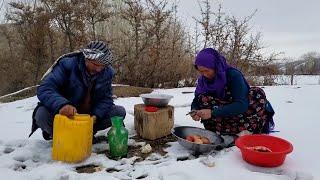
[140,93,173,107]
[171,126,224,154]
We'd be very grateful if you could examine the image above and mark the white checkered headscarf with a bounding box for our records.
[81,41,113,66]
[41,41,113,80]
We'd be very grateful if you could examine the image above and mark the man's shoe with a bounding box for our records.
[29,103,42,138]
[92,136,97,144]
[92,136,107,144]
[42,131,52,140]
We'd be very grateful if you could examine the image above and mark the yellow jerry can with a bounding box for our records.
[52,114,93,163]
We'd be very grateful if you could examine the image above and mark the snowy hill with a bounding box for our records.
[0,86,319,180]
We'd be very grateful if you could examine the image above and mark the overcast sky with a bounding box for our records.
[177,0,320,59]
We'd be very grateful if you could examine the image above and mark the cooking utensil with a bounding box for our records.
[171,126,224,154]
[186,110,197,116]
[140,93,173,107]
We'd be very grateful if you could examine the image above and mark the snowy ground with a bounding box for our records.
[0,85,319,180]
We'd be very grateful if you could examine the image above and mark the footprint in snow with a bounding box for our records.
[3,147,15,154]
[5,140,27,148]
[13,162,27,171]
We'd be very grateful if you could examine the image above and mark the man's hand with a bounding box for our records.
[196,109,212,120]
[92,115,97,124]
[59,105,77,117]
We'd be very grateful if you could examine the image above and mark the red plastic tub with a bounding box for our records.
[235,134,293,167]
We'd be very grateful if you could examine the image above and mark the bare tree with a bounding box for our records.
[122,0,146,61]
[42,0,86,51]
[0,0,4,12]
[195,1,279,85]
[284,59,296,85]
[109,0,194,87]
[0,0,4,13]
[117,0,149,85]
[6,1,51,84]
[142,0,172,86]
[195,0,212,48]
[300,52,320,75]
[1,0,286,94]
[84,0,111,40]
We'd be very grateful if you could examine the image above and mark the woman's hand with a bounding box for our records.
[188,110,201,121]
[196,109,212,120]
[191,113,201,121]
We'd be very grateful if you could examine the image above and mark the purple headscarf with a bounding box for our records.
[194,48,230,98]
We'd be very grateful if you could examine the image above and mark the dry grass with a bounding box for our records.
[113,86,153,98]
[0,85,153,103]
[0,86,37,103]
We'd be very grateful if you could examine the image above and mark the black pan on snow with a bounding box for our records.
[171,126,224,154]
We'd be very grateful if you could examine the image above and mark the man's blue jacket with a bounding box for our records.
[37,52,115,120]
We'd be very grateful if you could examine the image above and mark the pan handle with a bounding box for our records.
[171,128,175,134]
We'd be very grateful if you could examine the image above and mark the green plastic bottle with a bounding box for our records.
[107,116,128,158]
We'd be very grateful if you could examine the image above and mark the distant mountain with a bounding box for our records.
[277,57,320,75]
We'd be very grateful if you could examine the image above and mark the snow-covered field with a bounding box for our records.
[274,75,319,85]
[0,85,319,180]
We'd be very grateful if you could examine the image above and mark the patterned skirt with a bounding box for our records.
[199,87,269,135]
